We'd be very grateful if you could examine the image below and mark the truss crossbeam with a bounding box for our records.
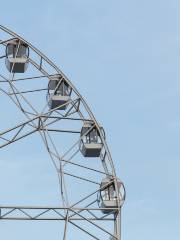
[0,206,117,221]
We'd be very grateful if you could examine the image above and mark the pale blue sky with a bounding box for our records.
[0,0,180,239]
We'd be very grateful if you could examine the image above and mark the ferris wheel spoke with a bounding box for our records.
[0,114,42,148]
[6,74,26,112]
[50,150,111,176]
[62,171,100,186]
[0,55,6,59]
[38,126,59,171]
[69,180,115,211]
[6,74,51,82]
[62,149,79,167]
[69,221,101,240]
[38,124,70,207]
[0,115,39,136]
[41,97,81,123]
[0,37,17,45]
[63,209,69,240]
[1,74,39,115]
[69,208,117,239]
[0,129,37,149]
[43,110,81,129]
[8,87,47,95]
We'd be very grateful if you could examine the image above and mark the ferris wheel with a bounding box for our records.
[0,25,125,240]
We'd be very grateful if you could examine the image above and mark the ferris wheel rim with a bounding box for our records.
[0,24,124,239]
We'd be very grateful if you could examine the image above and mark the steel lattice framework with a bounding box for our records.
[0,25,125,240]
